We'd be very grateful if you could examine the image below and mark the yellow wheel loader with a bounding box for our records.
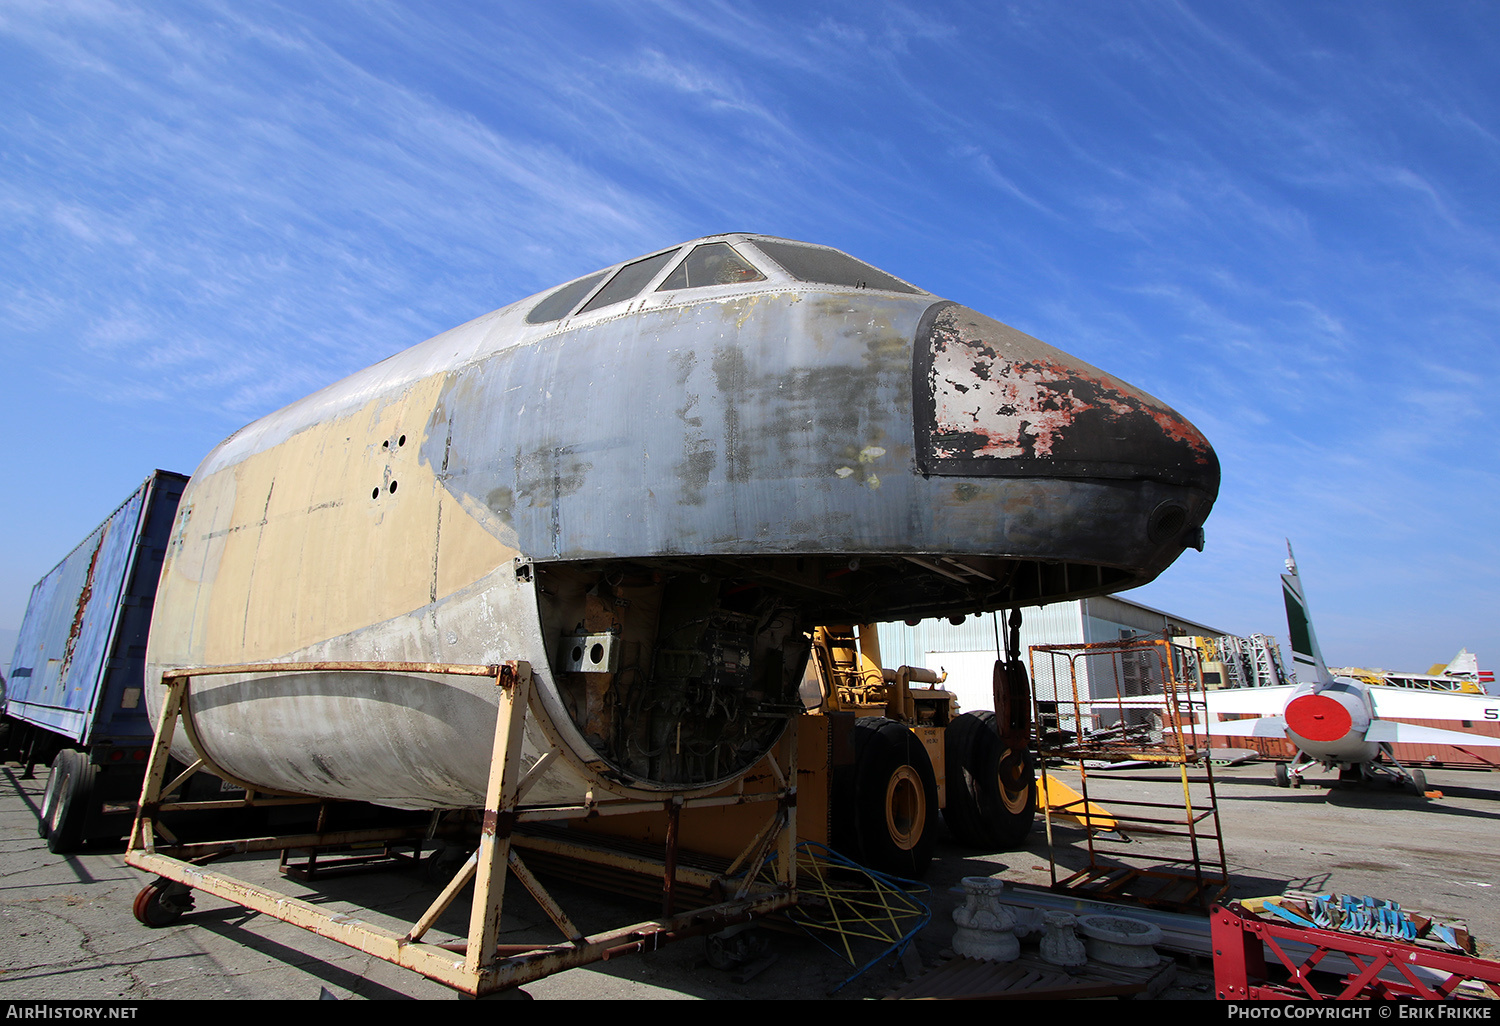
[805,624,1037,879]
[546,621,1039,886]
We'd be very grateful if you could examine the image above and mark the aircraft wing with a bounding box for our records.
[1197,685,1297,716]
[1090,686,1295,717]
[1202,715,1287,739]
[1367,685,1500,722]
[1364,720,1500,748]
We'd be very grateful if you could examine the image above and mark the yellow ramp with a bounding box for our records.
[1038,776,1117,831]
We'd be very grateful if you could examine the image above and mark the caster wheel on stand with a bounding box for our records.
[132,879,195,927]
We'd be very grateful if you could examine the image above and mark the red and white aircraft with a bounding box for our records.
[1188,545,1500,791]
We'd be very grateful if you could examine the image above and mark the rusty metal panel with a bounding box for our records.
[6,471,185,744]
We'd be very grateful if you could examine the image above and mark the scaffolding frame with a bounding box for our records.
[124,660,799,996]
[1029,636,1229,913]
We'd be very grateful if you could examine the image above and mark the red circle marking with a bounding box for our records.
[1284,694,1352,743]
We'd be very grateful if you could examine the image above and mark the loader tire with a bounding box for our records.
[852,717,939,880]
[942,711,1036,851]
[941,714,986,845]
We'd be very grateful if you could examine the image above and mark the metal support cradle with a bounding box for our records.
[124,659,800,996]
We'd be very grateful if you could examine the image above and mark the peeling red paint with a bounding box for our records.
[926,307,1213,467]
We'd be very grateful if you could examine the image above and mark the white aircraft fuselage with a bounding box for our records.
[143,233,1220,811]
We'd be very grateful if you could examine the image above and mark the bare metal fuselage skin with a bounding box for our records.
[145,234,1218,810]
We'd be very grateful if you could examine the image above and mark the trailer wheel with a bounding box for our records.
[37,756,61,840]
[133,881,194,928]
[943,712,1035,850]
[43,749,97,855]
[852,717,938,879]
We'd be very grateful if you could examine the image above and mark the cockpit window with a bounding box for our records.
[577,249,679,315]
[526,271,609,324]
[658,242,767,291]
[752,239,920,294]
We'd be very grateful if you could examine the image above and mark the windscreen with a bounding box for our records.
[526,271,609,324]
[753,240,920,294]
[658,242,766,290]
[578,250,679,314]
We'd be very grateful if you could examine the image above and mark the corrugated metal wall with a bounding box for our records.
[1085,594,1223,640]
[875,594,1228,712]
[875,602,1087,667]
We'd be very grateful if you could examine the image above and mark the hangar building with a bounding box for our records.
[875,594,1229,719]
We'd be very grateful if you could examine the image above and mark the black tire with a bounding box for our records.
[37,756,62,839]
[942,711,1036,850]
[1409,769,1427,794]
[941,714,987,846]
[851,717,939,879]
[1273,763,1290,788]
[43,749,97,855]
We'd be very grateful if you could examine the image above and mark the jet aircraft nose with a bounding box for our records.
[912,302,1219,548]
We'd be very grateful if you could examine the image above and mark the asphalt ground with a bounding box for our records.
[1,758,1497,1002]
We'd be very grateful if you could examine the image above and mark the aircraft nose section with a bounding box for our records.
[913,302,1219,538]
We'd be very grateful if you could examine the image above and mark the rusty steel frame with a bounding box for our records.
[1029,636,1229,912]
[125,660,799,996]
[1212,902,1500,1000]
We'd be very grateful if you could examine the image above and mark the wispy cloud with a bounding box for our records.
[2,0,1498,671]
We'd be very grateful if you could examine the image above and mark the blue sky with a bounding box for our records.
[2,1,1497,678]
